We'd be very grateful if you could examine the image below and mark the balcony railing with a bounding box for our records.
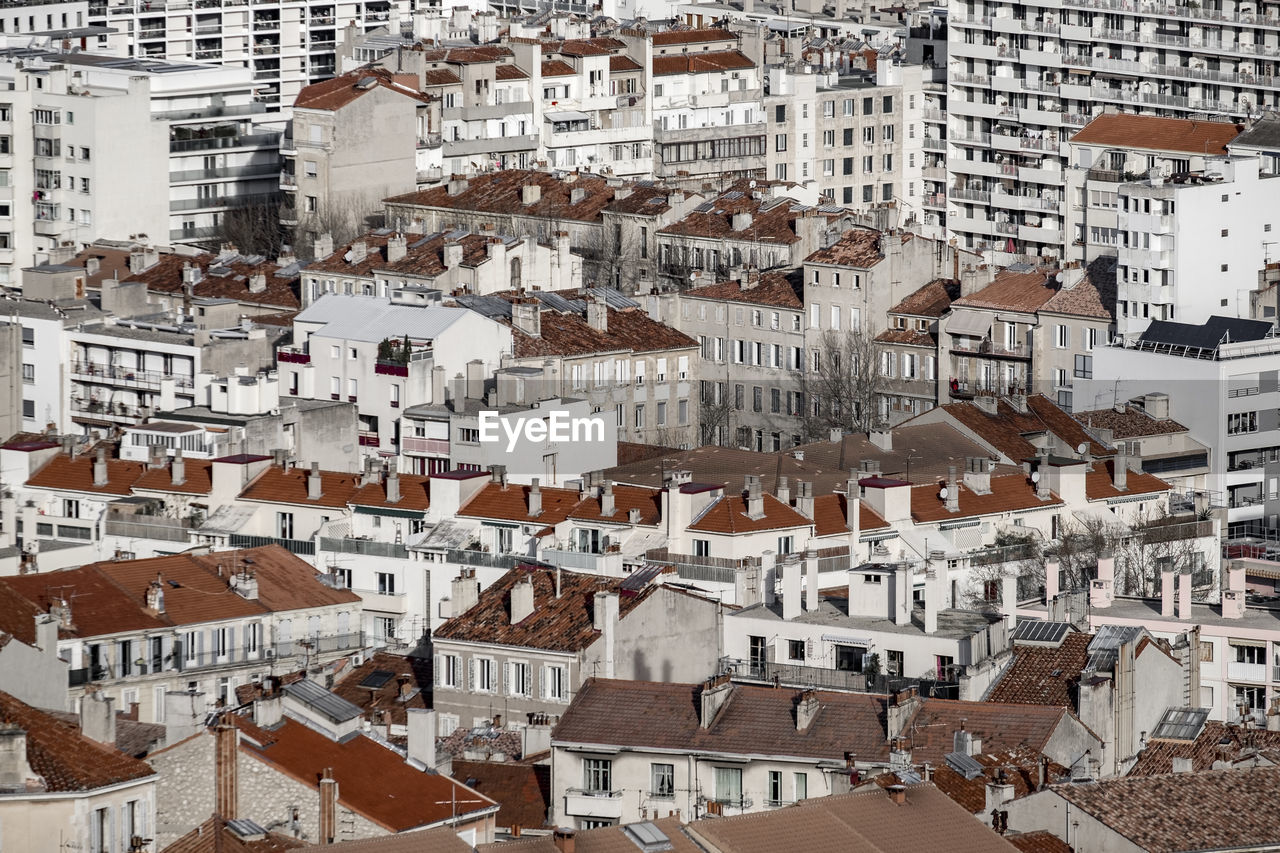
[440,548,522,569]
[950,339,1031,359]
[228,533,315,556]
[645,549,749,584]
[104,515,199,542]
[277,347,310,364]
[401,436,448,455]
[718,657,951,696]
[358,431,381,447]
[71,361,195,388]
[319,537,409,559]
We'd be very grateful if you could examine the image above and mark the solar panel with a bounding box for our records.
[945,750,985,780]
[225,819,268,840]
[1011,620,1071,647]
[359,669,396,690]
[621,564,664,592]
[1150,707,1210,741]
[598,287,639,309]
[621,821,672,852]
[1085,624,1143,672]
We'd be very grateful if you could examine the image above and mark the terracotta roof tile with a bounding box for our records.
[910,472,1063,523]
[541,59,576,77]
[1041,260,1115,320]
[1074,405,1188,438]
[609,55,642,72]
[387,170,619,224]
[0,690,155,792]
[294,68,430,111]
[239,466,364,508]
[688,492,813,533]
[434,566,654,652]
[601,184,677,216]
[660,187,827,244]
[686,271,803,309]
[874,327,935,347]
[1130,719,1280,776]
[986,632,1092,707]
[68,245,300,310]
[511,304,697,358]
[415,45,513,64]
[904,698,1075,765]
[133,459,214,495]
[349,474,431,511]
[162,817,307,853]
[652,49,755,75]
[935,395,1110,462]
[243,719,496,832]
[307,231,495,279]
[495,64,528,80]
[1084,459,1170,501]
[651,27,737,46]
[568,484,662,526]
[879,749,1069,814]
[553,37,625,56]
[1052,767,1280,852]
[812,494,890,537]
[451,760,550,831]
[0,566,169,640]
[804,228,887,266]
[1006,830,1074,853]
[551,678,893,763]
[459,481,582,526]
[27,452,145,496]
[890,278,960,318]
[330,651,431,730]
[951,269,1057,314]
[1070,113,1241,155]
[422,69,461,86]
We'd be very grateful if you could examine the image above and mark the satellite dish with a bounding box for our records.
[938,486,949,500]
[1076,442,1089,455]
[1031,471,1040,483]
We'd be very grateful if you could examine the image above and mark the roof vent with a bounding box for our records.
[621,822,673,852]
[356,76,378,89]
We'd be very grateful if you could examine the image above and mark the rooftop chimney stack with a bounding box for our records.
[385,460,400,503]
[1037,453,1051,500]
[308,462,323,500]
[79,689,117,746]
[924,568,940,634]
[746,474,765,519]
[600,481,615,517]
[1112,454,1128,491]
[796,481,815,518]
[93,448,108,488]
[782,554,802,620]
[451,569,481,617]
[1161,569,1176,618]
[776,476,790,506]
[319,768,338,844]
[510,575,535,623]
[171,448,185,486]
[1178,569,1192,620]
[214,721,238,820]
[804,550,819,612]
[945,466,960,513]
[528,478,542,517]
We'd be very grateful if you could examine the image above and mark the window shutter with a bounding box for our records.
[467,657,475,692]
[538,665,545,699]
[433,655,441,687]
[140,799,151,840]
[90,812,102,853]
[503,662,510,696]
[110,804,118,853]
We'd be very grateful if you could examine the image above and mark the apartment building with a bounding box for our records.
[874,277,958,424]
[938,262,1115,408]
[1065,111,1242,266]
[0,545,364,722]
[1114,156,1275,339]
[1074,393,1213,492]
[1229,111,1280,174]
[282,68,433,248]
[280,294,512,454]
[653,269,807,448]
[431,565,722,734]
[946,0,1280,264]
[85,0,414,111]
[1081,314,1280,540]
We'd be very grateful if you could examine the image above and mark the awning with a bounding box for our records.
[946,309,993,338]
[545,110,589,122]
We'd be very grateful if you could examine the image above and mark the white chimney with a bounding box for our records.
[782,555,802,620]
[406,708,437,769]
[804,551,819,612]
[511,575,535,623]
[1161,569,1176,618]
[924,568,940,634]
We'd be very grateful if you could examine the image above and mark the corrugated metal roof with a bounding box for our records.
[296,295,473,343]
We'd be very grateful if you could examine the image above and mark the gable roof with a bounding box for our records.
[162,817,306,853]
[910,472,1062,524]
[931,395,1110,462]
[804,228,886,267]
[889,278,961,318]
[903,698,1078,764]
[950,265,1113,319]
[27,452,146,496]
[0,690,155,792]
[567,484,663,526]
[812,494,890,538]
[511,304,697,358]
[1084,459,1170,501]
[350,474,432,511]
[1129,719,1280,776]
[242,719,497,832]
[238,465,365,509]
[294,68,430,111]
[652,50,755,75]
[688,492,813,533]
[433,566,656,652]
[458,481,582,526]
[451,759,550,832]
[686,270,803,309]
[385,170,621,224]
[1070,112,1240,155]
[329,651,431,731]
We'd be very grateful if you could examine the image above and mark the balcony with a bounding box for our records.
[374,360,409,377]
[170,131,280,154]
[401,436,448,455]
[718,657,938,695]
[279,171,297,189]
[104,514,199,542]
[564,790,624,820]
[228,533,315,556]
[358,431,381,447]
[951,338,1031,360]
[277,347,310,364]
[354,588,408,614]
[1228,660,1268,682]
[540,548,624,573]
[319,537,409,559]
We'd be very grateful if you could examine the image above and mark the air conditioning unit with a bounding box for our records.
[264,649,275,660]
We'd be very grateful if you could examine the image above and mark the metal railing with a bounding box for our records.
[228,533,315,556]
[104,516,198,542]
[718,657,956,697]
[319,537,408,559]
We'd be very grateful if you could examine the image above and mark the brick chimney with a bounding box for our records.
[319,768,338,844]
[553,828,576,853]
[214,721,238,819]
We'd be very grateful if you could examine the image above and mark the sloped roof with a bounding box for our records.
[933,395,1110,462]
[660,188,821,244]
[294,68,430,111]
[652,50,755,75]
[552,678,893,763]
[1084,459,1170,501]
[903,699,1078,764]
[511,305,697,358]
[685,271,803,309]
[27,452,146,496]
[986,632,1092,707]
[242,719,497,832]
[1070,113,1240,155]
[567,484,663,526]
[910,472,1062,523]
[162,817,306,853]
[330,651,431,730]
[433,566,656,652]
[306,231,495,279]
[688,493,813,533]
[350,474,432,511]
[890,278,961,318]
[1129,719,1280,776]
[451,760,550,831]
[651,27,737,46]
[1052,768,1280,852]
[386,170,620,224]
[1006,831,1074,853]
[811,494,891,537]
[133,459,214,495]
[238,465,365,508]
[804,228,887,266]
[458,481,582,526]
[878,749,1069,814]
[0,690,155,792]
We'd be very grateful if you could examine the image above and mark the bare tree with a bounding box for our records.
[797,325,887,440]
[218,196,284,257]
[291,191,387,260]
[699,379,735,447]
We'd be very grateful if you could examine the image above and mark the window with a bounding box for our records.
[1055,325,1068,348]
[775,134,787,152]
[863,185,874,203]
[21,327,33,346]
[794,772,808,801]
[441,654,460,688]
[584,758,613,793]
[22,399,34,419]
[768,771,783,806]
[651,763,675,798]
[634,404,645,429]
[1235,644,1265,665]
[883,125,894,142]
[546,664,566,700]
[510,661,531,696]
[1228,412,1258,435]
[715,767,743,806]
[276,511,294,539]
[778,535,794,554]
[863,127,874,145]
[476,657,496,692]
[863,96,873,115]
[21,363,33,383]
[693,539,710,557]
[788,639,806,660]
[376,572,395,594]
[62,499,79,519]
[774,104,786,122]
[1074,354,1093,379]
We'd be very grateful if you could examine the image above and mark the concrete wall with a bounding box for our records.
[0,619,69,710]
[1004,790,1144,853]
[596,586,723,685]
[0,777,155,853]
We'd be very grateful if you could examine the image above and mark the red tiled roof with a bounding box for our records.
[349,474,431,511]
[459,482,581,526]
[511,305,697,358]
[935,395,1110,462]
[1130,720,1280,776]
[294,68,430,111]
[875,327,936,347]
[688,493,813,533]
[812,494,890,537]
[243,719,496,832]
[307,231,495,278]
[651,27,737,46]
[1074,405,1188,438]
[239,466,364,508]
[904,698,1077,765]
[422,69,462,86]
[879,749,1069,814]
[952,264,1113,320]
[433,566,655,652]
[1084,459,1170,501]
[686,271,803,309]
[553,37,625,56]
[987,632,1092,707]
[541,59,576,77]
[660,188,826,244]
[162,817,306,853]
[330,651,431,730]
[652,50,755,75]
[889,278,960,318]
[609,55,642,72]
[133,460,214,495]
[568,484,662,526]
[415,45,513,64]
[386,170,619,224]
[1070,113,1241,155]
[0,690,155,792]
[27,452,145,496]
[1007,831,1074,853]
[804,228,887,266]
[910,472,1062,523]
[451,760,550,831]
[495,64,528,80]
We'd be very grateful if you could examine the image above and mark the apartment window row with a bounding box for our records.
[437,653,568,701]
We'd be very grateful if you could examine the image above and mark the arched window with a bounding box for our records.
[510,256,522,290]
